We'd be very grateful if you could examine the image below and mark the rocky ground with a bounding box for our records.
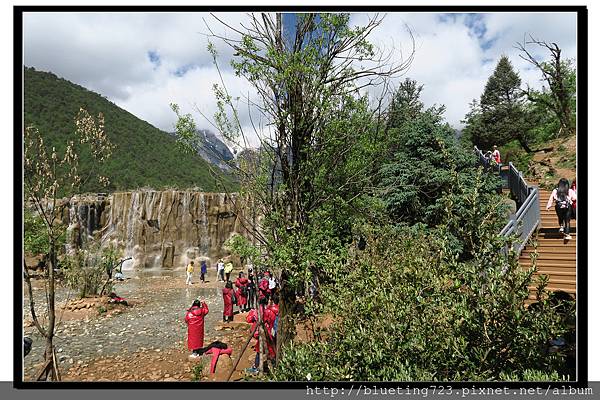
[527,135,577,187]
[23,268,257,382]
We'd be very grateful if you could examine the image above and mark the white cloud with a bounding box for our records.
[24,11,577,138]
[349,12,576,128]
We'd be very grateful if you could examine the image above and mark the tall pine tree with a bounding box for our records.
[464,56,533,152]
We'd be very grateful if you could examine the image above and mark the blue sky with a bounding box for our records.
[23,11,577,147]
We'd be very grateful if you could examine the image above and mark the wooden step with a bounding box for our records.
[529,238,577,246]
[531,273,576,283]
[528,280,576,292]
[521,264,576,272]
[522,246,576,254]
[533,270,577,278]
[519,252,577,263]
[520,259,576,268]
[538,232,577,240]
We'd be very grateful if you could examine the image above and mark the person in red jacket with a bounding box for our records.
[222,281,235,323]
[235,272,250,312]
[185,299,209,359]
[258,272,270,302]
[268,294,280,340]
[245,297,276,373]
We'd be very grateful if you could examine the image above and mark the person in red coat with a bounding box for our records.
[235,272,250,312]
[185,299,209,359]
[258,273,270,302]
[245,297,276,373]
[222,281,235,323]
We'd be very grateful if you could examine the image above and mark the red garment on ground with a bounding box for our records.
[205,347,233,374]
[185,303,209,350]
[222,287,234,317]
[235,277,249,306]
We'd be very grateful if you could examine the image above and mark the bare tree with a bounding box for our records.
[23,109,114,381]
[516,35,576,137]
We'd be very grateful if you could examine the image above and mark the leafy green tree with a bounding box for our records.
[378,79,502,246]
[175,13,414,369]
[465,56,532,152]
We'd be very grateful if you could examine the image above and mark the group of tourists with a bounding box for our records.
[547,178,577,240]
[484,145,502,166]
[185,259,218,285]
[183,259,281,373]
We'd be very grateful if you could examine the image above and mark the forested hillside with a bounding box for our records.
[24,67,237,193]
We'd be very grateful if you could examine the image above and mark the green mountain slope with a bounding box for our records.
[24,67,238,193]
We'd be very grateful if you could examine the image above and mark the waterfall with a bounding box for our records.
[63,190,245,271]
[199,193,210,255]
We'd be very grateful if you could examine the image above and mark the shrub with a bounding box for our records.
[63,245,119,298]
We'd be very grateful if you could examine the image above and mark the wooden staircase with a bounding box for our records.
[519,188,576,298]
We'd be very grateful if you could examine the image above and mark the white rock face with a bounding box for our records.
[63,190,259,270]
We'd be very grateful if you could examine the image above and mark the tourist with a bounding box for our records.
[268,271,277,292]
[186,261,194,285]
[546,178,576,240]
[570,179,577,219]
[268,294,280,341]
[247,274,256,310]
[200,260,207,283]
[224,260,234,282]
[222,281,235,323]
[258,272,270,302]
[217,258,225,282]
[245,297,276,373]
[492,145,501,165]
[185,298,209,359]
[235,271,250,312]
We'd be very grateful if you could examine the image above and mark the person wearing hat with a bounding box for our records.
[185,298,209,359]
[222,281,235,323]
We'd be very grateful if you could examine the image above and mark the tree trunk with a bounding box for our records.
[517,135,533,153]
[42,246,58,381]
[275,269,295,365]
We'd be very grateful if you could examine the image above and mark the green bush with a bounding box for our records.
[63,245,119,298]
[272,225,569,381]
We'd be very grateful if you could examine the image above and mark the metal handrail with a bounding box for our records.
[474,146,540,254]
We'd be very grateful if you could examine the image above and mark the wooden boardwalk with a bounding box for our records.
[519,188,576,298]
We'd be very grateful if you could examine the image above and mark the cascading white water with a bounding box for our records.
[199,193,210,256]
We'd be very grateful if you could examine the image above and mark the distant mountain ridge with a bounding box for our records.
[24,67,238,193]
[168,128,234,172]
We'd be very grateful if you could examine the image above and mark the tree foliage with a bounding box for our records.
[273,184,569,381]
[463,56,532,152]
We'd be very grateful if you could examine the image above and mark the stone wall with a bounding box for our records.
[65,191,255,270]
